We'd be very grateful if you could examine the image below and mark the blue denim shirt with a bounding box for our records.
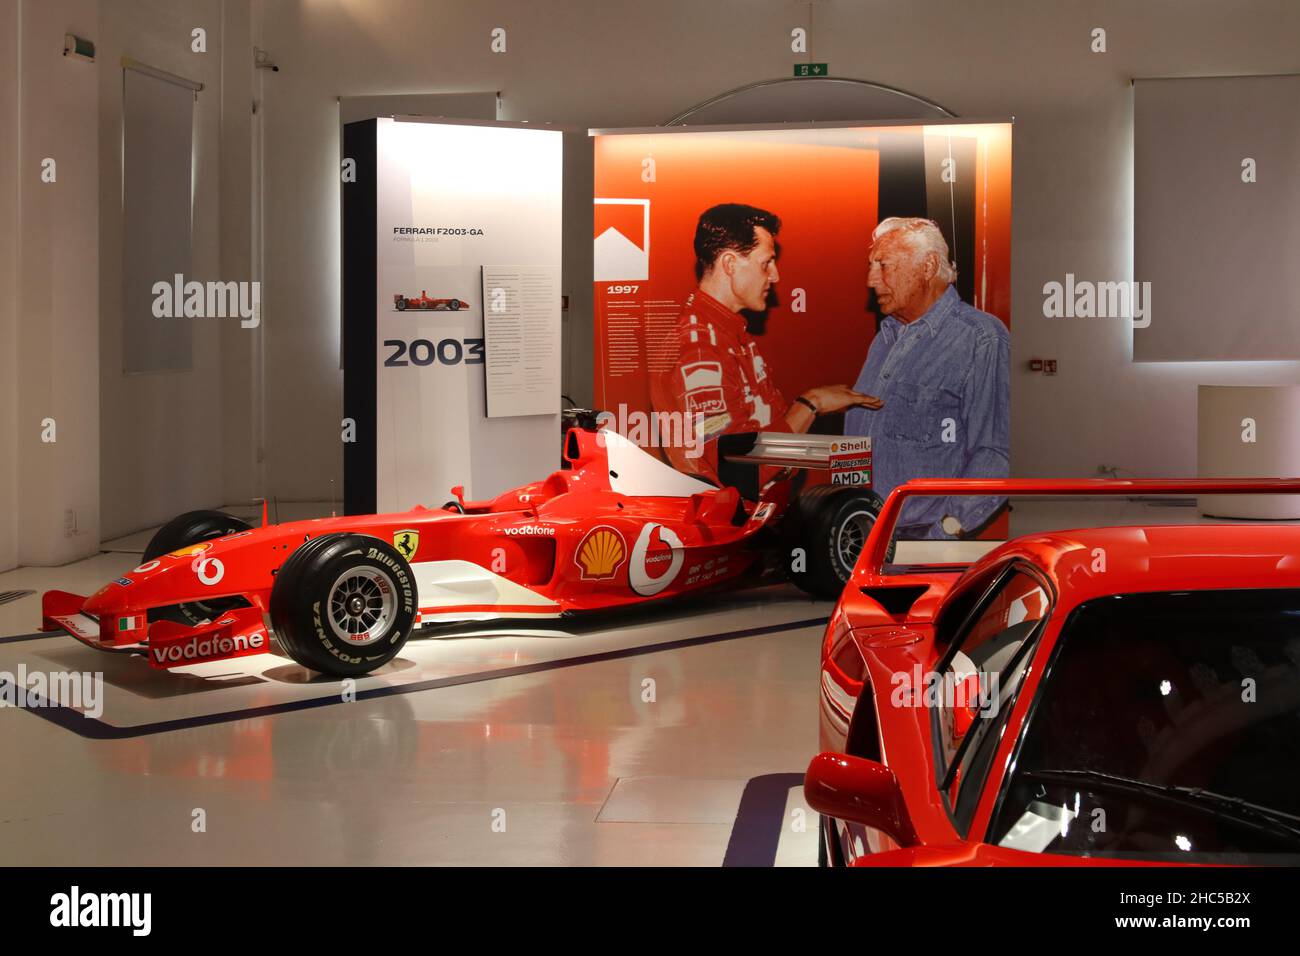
[843,286,1009,539]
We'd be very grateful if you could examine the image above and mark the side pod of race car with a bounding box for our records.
[43,426,889,678]
[805,477,1300,866]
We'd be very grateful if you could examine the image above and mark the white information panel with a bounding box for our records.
[373,118,562,510]
[481,265,562,418]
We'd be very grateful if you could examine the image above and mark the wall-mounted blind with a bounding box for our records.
[1133,75,1300,361]
[122,65,195,372]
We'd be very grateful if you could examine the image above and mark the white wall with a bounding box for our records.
[96,0,236,540]
[218,0,260,512]
[15,0,101,566]
[2,0,256,566]
[0,2,18,571]
[255,0,1300,497]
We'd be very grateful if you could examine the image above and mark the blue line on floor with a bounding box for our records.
[722,772,808,867]
[0,631,62,644]
[3,616,828,740]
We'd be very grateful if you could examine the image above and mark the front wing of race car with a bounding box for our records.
[42,588,273,668]
[38,509,572,670]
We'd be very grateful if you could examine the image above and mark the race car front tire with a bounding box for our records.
[143,509,254,625]
[270,533,417,677]
[785,485,893,599]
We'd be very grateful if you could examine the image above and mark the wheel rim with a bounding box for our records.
[833,508,876,576]
[326,566,396,647]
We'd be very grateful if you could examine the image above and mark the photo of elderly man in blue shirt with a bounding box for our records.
[844,217,1010,540]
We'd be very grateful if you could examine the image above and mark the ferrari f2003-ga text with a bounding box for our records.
[43,427,891,677]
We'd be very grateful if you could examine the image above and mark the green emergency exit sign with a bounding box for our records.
[794,63,828,77]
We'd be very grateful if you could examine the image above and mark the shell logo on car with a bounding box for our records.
[575,527,626,580]
[168,542,211,559]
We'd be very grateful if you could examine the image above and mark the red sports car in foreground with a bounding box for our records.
[805,478,1300,866]
[394,291,469,311]
[43,428,885,677]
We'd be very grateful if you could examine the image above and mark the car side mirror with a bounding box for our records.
[803,752,918,847]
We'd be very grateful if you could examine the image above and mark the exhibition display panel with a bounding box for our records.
[343,117,562,515]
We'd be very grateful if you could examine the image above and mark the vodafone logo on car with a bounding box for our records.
[150,631,266,667]
[194,555,225,586]
[629,523,684,596]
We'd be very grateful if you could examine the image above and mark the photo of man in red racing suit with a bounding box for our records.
[651,203,881,482]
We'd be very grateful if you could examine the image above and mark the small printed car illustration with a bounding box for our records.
[43,427,889,678]
[805,477,1300,866]
[393,291,469,311]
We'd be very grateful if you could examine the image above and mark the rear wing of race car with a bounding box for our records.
[717,432,869,499]
[857,477,1300,576]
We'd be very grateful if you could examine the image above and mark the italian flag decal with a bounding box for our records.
[118,615,143,632]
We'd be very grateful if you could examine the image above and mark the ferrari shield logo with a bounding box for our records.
[393,529,420,561]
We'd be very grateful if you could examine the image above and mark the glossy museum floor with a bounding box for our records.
[0,530,829,866]
[0,497,1281,867]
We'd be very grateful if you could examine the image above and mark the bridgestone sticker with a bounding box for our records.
[829,438,872,487]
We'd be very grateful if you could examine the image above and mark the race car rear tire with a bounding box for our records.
[785,485,893,599]
[144,509,254,625]
[271,533,417,678]
[395,297,407,311]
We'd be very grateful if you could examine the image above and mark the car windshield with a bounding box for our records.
[990,588,1300,863]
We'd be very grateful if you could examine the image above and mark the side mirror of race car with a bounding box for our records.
[804,752,918,848]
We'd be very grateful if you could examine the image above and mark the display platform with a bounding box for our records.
[2,584,828,740]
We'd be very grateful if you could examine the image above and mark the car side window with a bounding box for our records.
[933,568,1051,830]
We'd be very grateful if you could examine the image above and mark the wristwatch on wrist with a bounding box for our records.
[941,515,964,537]
[794,394,818,415]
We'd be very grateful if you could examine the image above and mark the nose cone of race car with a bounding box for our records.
[84,536,245,615]
[84,570,146,613]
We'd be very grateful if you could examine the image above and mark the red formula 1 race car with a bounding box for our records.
[805,478,1300,867]
[393,291,469,311]
[42,428,887,678]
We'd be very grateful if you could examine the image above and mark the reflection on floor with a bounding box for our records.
[0,497,1294,866]
[0,570,826,865]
